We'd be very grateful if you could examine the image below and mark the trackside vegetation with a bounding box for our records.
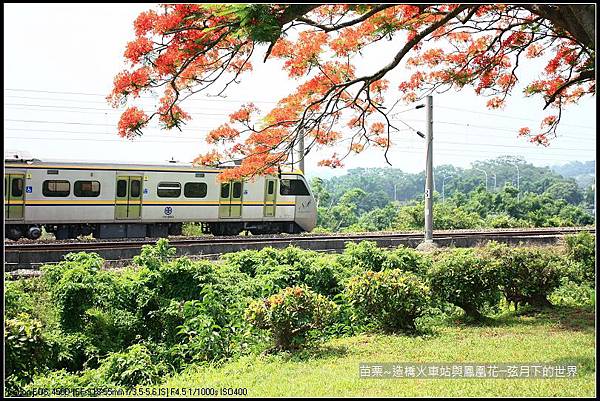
[4,232,595,396]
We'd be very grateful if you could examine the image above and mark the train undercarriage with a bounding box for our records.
[4,221,304,241]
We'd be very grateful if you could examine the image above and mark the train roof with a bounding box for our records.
[4,159,304,176]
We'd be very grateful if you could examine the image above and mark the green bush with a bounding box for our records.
[4,278,35,319]
[345,269,431,332]
[428,248,502,318]
[550,278,595,308]
[302,255,344,297]
[133,238,177,270]
[99,344,168,386]
[173,284,251,365]
[222,249,264,277]
[483,243,564,309]
[564,231,595,284]
[225,247,343,297]
[44,330,101,373]
[5,313,50,393]
[245,286,338,350]
[383,245,431,276]
[485,213,532,228]
[24,368,107,394]
[41,253,116,332]
[338,241,388,273]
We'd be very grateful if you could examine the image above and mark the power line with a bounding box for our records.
[4,103,238,118]
[4,135,209,144]
[5,118,215,132]
[4,88,278,104]
[4,127,214,139]
[391,118,596,140]
[436,105,595,129]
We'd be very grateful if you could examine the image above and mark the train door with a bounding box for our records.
[5,173,25,220]
[115,175,143,219]
[219,181,243,218]
[264,178,277,217]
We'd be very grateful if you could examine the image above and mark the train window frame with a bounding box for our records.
[279,179,310,196]
[184,182,207,198]
[232,182,242,199]
[157,182,181,198]
[74,180,101,197]
[11,177,24,197]
[42,180,70,197]
[130,180,141,198]
[116,180,127,197]
[220,183,230,198]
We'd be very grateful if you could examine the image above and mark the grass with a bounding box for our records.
[163,306,595,397]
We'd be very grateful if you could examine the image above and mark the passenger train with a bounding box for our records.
[4,156,317,241]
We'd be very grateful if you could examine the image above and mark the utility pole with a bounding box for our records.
[389,99,432,249]
[508,161,520,200]
[491,173,497,191]
[423,95,434,244]
[394,184,398,202]
[297,129,305,173]
[442,175,453,203]
[474,167,488,191]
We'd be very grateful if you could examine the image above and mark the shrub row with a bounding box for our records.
[5,235,594,395]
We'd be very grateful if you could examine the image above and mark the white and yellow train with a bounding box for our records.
[4,157,317,240]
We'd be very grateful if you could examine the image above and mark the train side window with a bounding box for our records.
[116,180,127,197]
[220,183,230,198]
[43,180,70,197]
[279,179,310,196]
[232,182,242,198]
[12,178,24,197]
[157,182,181,197]
[184,182,207,198]
[267,180,274,195]
[130,180,141,197]
[74,180,100,197]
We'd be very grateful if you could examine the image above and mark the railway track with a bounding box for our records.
[4,226,595,273]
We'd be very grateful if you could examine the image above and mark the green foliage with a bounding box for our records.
[483,243,565,308]
[42,253,116,333]
[245,286,338,350]
[563,231,595,284]
[4,278,35,319]
[485,213,532,228]
[338,241,388,273]
[10,233,595,392]
[99,344,168,386]
[312,158,594,234]
[383,245,431,276]
[543,180,583,205]
[356,203,399,231]
[345,269,432,332]
[228,4,282,44]
[549,279,595,308]
[182,222,205,236]
[173,284,252,365]
[222,249,264,277]
[223,246,343,297]
[133,238,177,270]
[5,313,49,390]
[428,248,502,318]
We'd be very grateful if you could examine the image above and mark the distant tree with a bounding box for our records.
[309,177,331,208]
[109,4,595,180]
[543,180,584,205]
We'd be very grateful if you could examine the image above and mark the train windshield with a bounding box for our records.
[280,179,310,196]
